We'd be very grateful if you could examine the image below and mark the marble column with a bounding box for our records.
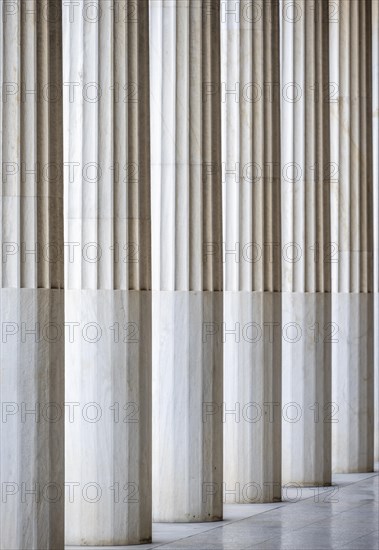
[64,0,152,544]
[222,0,282,503]
[0,1,64,548]
[330,0,374,473]
[281,0,332,486]
[373,0,379,464]
[150,0,223,521]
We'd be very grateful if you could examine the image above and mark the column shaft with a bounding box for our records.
[330,0,374,473]
[150,0,223,521]
[373,0,379,464]
[0,1,64,548]
[222,0,282,503]
[281,0,332,485]
[64,0,152,544]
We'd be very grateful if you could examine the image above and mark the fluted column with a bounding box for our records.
[222,0,282,503]
[64,1,152,544]
[281,0,331,486]
[150,0,223,521]
[330,0,374,473]
[0,2,64,548]
[373,0,379,464]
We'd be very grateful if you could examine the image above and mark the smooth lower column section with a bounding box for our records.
[224,292,281,503]
[330,0,374,473]
[153,291,223,521]
[282,293,332,485]
[332,293,374,472]
[0,290,64,549]
[375,294,379,463]
[65,290,151,545]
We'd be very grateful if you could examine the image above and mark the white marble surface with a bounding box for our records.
[332,293,374,473]
[282,292,332,485]
[0,1,64,547]
[221,0,282,505]
[223,291,282,503]
[0,289,64,549]
[329,1,375,474]
[150,0,223,523]
[63,0,152,544]
[375,293,379,463]
[65,290,152,545]
[280,0,332,486]
[372,0,379,464]
[153,291,223,521]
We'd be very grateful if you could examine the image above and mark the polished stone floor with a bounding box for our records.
[67,468,379,550]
